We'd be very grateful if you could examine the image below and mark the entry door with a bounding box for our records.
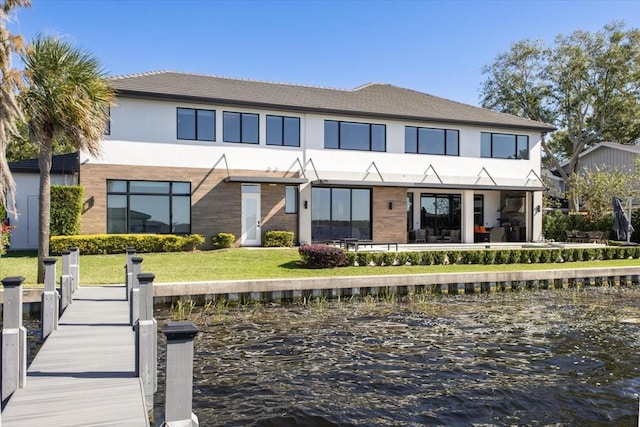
[241,184,261,246]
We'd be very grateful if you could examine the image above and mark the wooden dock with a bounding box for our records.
[1,286,149,427]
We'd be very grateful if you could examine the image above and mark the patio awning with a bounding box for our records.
[311,179,545,191]
[224,176,308,185]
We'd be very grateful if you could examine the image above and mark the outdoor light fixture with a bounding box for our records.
[535,205,541,213]
[304,200,308,209]
[388,202,393,210]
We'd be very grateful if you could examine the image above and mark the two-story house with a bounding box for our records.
[79,71,554,246]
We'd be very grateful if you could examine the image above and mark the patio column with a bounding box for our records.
[462,190,474,243]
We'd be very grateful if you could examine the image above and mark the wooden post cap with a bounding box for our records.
[131,256,144,264]
[1,276,25,287]
[163,322,199,341]
[137,273,155,283]
[43,258,57,265]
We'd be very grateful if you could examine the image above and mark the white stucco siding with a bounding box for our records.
[84,139,305,172]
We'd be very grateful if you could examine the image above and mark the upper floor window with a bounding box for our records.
[177,108,215,141]
[405,126,459,156]
[223,111,259,144]
[481,132,529,159]
[324,120,386,152]
[267,115,300,147]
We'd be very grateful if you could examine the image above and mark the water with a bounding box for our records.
[155,287,640,426]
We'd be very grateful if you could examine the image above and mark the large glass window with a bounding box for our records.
[420,193,461,236]
[106,180,191,234]
[481,132,529,159]
[311,187,371,241]
[324,120,386,152]
[267,115,300,147]
[223,111,259,144]
[177,108,215,141]
[405,126,459,155]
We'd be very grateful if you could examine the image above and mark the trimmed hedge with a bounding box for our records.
[50,234,205,255]
[263,230,294,247]
[326,246,640,268]
[212,232,235,249]
[50,185,83,236]
[299,244,347,268]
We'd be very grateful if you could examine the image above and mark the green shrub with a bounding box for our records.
[356,252,373,267]
[345,252,357,266]
[538,249,552,263]
[508,250,521,264]
[212,232,235,249]
[396,252,409,265]
[432,251,445,265]
[50,185,83,236]
[446,250,461,265]
[405,251,421,265]
[494,250,509,264]
[50,233,204,255]
[298,244,346,268]
[482,250,496,264]
[263,230,294,247]
[381,252,396,266]
[420,251,433,265]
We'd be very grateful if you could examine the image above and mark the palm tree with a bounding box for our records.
[21,35,113,282]
[0,0,30,217]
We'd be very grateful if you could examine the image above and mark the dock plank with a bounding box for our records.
[1,286,149,427]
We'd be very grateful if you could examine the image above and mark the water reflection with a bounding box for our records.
[156,287,640,426]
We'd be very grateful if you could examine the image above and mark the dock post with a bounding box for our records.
[60,250,72,311]
[158,322,200,427]
[1,276,27,406]
[69,247,80,292]
[41,258,59,340]
[125,247,136,301]
[135,273,157,412]
[130,256,143,326]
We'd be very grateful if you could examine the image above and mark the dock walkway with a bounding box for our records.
[1,286,149,427]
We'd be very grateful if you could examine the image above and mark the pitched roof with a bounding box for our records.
[557,141,640,169]
[8,152,79,174]
[109,71,555,132]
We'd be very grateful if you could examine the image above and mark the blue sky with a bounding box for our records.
[9,0,640,106]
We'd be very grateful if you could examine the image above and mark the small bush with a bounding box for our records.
[212,232,235,249]
[420,251,433,265]
[482,250,496,264]
[50,233,204,255]
[381,252,396,266]
[298,244,346,268]
[345,252,357,266]
[494,250,509,264]
[263,230,294,247]
[356,252,373,267]
[405,251,421,265]
[432,251,445,265]
[508,250,521,264]
[446,250,461,265]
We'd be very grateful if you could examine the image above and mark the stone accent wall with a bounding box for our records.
[372,187,408,243]
[80,164,299,247]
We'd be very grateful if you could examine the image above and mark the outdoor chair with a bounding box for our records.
[490,227,506,242]
[414,229,426,243]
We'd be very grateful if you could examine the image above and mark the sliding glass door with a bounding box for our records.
[420,193,461,236]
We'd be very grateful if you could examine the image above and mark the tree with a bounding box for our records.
[567,166,639,220]
[21,35,113,282]
[0,0,30,217]
[481,22,640,211]
[5,121,76,162]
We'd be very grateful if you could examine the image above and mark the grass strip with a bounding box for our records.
[2,248,639,286]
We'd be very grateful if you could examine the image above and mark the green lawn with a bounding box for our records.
[2,248,640,286]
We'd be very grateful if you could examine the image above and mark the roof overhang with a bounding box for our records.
[225,176,308,185]
[311,179,545,192]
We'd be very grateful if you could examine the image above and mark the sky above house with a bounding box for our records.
[9,0,640,107]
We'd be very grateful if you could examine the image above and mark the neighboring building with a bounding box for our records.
[7,152,79,250]
[545,141,640,196]
[79,71,554,246]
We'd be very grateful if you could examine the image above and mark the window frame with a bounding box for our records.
[481,132,529,159]
[324,120,386,152]
[266,115,301,147]
[176,107,216,142]
[404,126,459,156]
[106,179,192,234]
[223,111,259,144]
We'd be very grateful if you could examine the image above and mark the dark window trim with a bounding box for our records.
[324,120,386,152]
[176,107,216,142]
[223,111,259,144]
[106,179,192,234]
[311,186,373,240]
[266,115,301,147]
[405,126,459,156]
[481,132,529,159]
